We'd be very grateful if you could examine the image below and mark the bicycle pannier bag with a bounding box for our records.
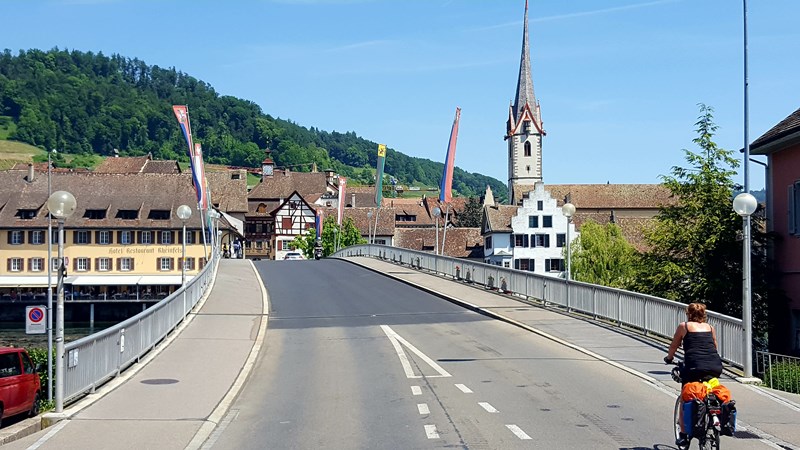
[720,400,737,436]
[682,399,707,439]
[682,382,707,401]
[711,384,732,403]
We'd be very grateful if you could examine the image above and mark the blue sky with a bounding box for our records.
[5,0,800,190]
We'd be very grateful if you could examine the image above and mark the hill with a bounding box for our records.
[0,48,508,202]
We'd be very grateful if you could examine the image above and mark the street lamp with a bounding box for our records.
[733,192,757,378]
[561,203,576,281]
[432,206,442,256]
[46,149,56,402]
[177,205,192,286]
[46,190,76,413]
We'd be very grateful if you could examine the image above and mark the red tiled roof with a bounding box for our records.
[393,227,483,258]
[248,171,329,200]
[93,156,151,173]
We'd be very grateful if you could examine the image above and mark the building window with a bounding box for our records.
[98,258,111,272]
[186,231,196,244]
[10,231,23,245]
[546,258,565,272]
[75,231,89,244]
[160,258,172,271]
[51,257,62,272]
[515,258,534,271]
[116,210,138,220]
[161,231,172,244]
[83,209,107,219]
[98,231,111,245]
[31,230,44,245]
[528,216,539,228]
[281,217,292,230]
[503,261,510,268]
[121,231,132,245]
[9,258,23,272]
[514,234,529,247]
[76,258,89,272]
[182,258,195,270]
[484,236,492,249]
[524,141,532,157]
[556,233,566,248]
[16,209,37,219]
[543,216,553,228]
[140,231,152,245]
[31,258,44,272]
[537,201,543,211]
[120,258,133,272]
[148,210,171,220]
[534,234,550,248]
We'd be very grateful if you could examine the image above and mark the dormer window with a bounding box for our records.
[116,210,139,220]
[83,209,107,220]
[148,210,171,220]
[231,173,241,180]
[15,209,37,220]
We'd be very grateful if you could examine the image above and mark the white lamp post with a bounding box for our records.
[561,203,576,281]
[733,192,757,378]
[46,149,55,402]
[432,206,442,256]
[367,210,373,245]
[177,205,192,286]
[47,190,76,413]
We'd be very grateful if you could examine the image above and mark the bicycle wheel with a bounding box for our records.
[700,427,720,450]
[674,396,689,450]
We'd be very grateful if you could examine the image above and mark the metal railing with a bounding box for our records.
[333,244,745,368]
[756,351,800,394]
[61,250,219,404]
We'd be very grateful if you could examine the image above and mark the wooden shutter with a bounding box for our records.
[87,231,92,244]
[178,257,183,270]
[157,232,163,245]
[28,231,35,243]
[6,259,11,271]
[73,231,78,244]
[178,230,183,244]
[117,231,123,244]
[108,231,114,244]
[95,258,100,271]
[137,231,143,244]
[131,258,135,271]
[6,232,11,244]
[95,231,101,244]
[545,234,551,248]
[86,258,91,271]
[170,258,175,270]
[73,257,78,271]
[28,258,33,272]
[116,258,121,271]
[169,231,175,244]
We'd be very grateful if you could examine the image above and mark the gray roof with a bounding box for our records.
[512,2,539,126]
[248,171,329,200]
[751,107,800,154]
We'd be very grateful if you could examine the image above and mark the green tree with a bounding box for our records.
[634,104,769,338]
[291,226,318,260]
[455,196,483,227]
[569,220,637,289]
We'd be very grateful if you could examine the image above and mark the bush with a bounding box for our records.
[765,361,800,394]
[27,347,55,412]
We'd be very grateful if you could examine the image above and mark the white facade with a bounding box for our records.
[483,233,512,267]
[509,183,578,277]
[273,192,316,260]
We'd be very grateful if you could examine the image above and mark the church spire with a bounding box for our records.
[512,0,540,129]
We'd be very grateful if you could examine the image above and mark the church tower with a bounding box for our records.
[505,0,544,205]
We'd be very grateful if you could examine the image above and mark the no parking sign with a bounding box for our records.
[26,306,46,334]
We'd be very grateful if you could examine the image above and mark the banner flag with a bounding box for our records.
[172,105,195,171]
[337,177,347,226]
[439,107,461,203]
[375,144,386,207]
[315,210,322,239]
[192,143,209,210]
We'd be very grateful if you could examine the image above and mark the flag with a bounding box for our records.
[439,107,461,203]
[375,144,386,206]
[172,105,195,171]
[315,209,322,239]
[192,143,209,210]
[337,177,347,226]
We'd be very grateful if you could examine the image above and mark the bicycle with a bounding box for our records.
[669,361,722,450]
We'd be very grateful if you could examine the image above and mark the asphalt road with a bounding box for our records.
[208,259,766,450]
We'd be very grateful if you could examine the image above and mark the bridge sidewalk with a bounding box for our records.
[2,259,266,450]
[347,256,800,448]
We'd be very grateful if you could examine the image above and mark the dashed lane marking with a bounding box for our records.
[455,383,473,393]
[506,424,532,440]
[418,403,430,415]
[425,425,440,439]
[411,385,422,396]
[479,402,498,413]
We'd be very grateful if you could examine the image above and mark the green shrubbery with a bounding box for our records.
[27,348,55,412]
[764,361,800,394]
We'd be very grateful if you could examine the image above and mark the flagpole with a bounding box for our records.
[441,203,450,255]
[198,202,208,262]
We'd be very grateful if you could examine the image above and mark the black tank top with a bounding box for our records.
[683,327,723,375]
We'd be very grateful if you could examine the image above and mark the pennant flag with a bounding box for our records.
[337,177,347,226]
[172,105,195,171]
[375,144,386,206]
[315,209,322,239]
[439,107,461,203]
[192,143,209,210]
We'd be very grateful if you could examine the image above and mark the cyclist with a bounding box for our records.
[664,302,723,447]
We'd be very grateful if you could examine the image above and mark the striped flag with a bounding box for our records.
[172,105,195,171]
[375,144,386,206]
[315,209,322,239]
[337,177,347,226]
[192,143,209,210]
[439,107,461,203]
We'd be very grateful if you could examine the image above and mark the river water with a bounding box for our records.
[0,322,115,349]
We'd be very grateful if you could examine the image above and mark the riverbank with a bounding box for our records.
[0,322,116,348]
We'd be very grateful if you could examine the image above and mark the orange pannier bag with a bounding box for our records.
[711,384,732,403]
[682,382,708,401]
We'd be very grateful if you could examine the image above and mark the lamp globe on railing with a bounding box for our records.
[46,190,76,413]
[733,191,758,379]
[177,204,192,291]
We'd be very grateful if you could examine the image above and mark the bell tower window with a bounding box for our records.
[524,141,532,157]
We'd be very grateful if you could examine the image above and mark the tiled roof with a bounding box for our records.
[483,205,517,233]
[0,171,205,229]
[318,206,397,236]
[535,184,675,209]
[751,107,800,153]
[248,171,329,200]
[10,163,89,173]
[393,227,483,258]
[207,170,248,213]
[93,156,151,173]
[142,160,181,174]
[247,200,281,217]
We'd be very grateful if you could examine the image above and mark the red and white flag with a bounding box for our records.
[337,177,347,226]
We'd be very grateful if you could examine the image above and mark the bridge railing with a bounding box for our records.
[333,244,744,368]
[62,247,220,405]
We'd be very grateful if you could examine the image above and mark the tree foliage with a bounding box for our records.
[291,215,366,259]
[454,196,483,228]
[570,220,638,289]
[0,48,507,200]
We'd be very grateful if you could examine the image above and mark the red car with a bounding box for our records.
[0,347,40,427]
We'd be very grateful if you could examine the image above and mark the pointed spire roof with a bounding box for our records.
[483,185,495,207]
[512,0,540,127]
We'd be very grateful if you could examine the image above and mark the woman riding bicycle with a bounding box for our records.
[664,302,723,446]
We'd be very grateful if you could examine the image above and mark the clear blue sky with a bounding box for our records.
[5,0,800,190]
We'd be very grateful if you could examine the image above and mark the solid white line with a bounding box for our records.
[26,420,69,450]
[759,439,786,449]
[380,325,419,378]
[418,403,430,415]
[506,424,532,440]
[455,383,473,394]
[479,402,498,413]
[411,385,422,396]
[424,424,440,439]
[380,325,451,378]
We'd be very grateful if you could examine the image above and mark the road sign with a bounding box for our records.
[26,306,46,334]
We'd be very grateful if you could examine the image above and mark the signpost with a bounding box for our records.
[26,306,47,334]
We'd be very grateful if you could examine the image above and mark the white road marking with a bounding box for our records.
[380,325,452,378]
[479,402,498,413]
[418,403,431,415]
[455,383,473,393]
[411,385,422,396]
[506,424,532,440]
[26,420,69,450]
[743,384,800,413]
[425,424,440,439]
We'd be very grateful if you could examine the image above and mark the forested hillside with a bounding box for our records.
[0,48,507,200]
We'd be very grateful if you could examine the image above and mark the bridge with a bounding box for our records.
[1,248,799,449]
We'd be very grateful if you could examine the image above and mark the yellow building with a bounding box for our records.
[0,168,209,300]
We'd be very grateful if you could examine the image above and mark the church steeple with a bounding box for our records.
[506,0,544,205]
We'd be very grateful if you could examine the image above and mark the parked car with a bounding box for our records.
[0,347,40,427]
[283,252,304,260]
